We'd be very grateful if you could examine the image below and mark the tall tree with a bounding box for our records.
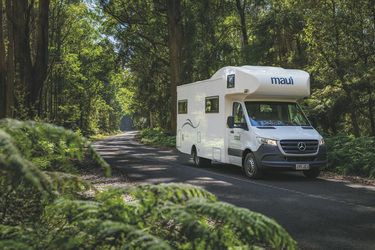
[99,0,176,132]
[166,0,183,135]
[4,0,14,118]
[31,0,50,115]
[0,0,6,118]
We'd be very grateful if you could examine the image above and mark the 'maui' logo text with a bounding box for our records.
[271,76,294,85]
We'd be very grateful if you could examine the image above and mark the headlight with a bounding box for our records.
[257,137,277,146]
[319,138,325,146]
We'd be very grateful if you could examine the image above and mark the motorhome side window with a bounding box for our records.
[178,100,188,114]
[227,74,235,88]
[205,96,219,113]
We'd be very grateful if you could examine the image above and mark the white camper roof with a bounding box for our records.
[211,66,310,100]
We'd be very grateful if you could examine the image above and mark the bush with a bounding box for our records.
[140,127,176,148]
[326,135,375,178]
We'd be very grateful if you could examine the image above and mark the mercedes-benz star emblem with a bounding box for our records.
[298,142,307,151]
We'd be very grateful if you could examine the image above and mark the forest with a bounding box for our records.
[0,0,374,138]
[1,1,375,248]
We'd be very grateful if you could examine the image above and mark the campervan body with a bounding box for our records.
[176,66,326,179]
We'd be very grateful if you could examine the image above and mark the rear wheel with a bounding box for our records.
[243,152,262,179]
[192,147,211,167]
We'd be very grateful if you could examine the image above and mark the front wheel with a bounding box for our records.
[243,152,262,179]
[192,148,211,167]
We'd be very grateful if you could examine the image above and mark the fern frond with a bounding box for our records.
[184,198,298,249]
[1,118,110,199]
[102,183,217,204]
[159,202,221,249]
[0,240,32,250]
[96,183,296,249]
[0,118,110,175]
[0,130,54,195]
[44,198,172,249]
[90,220,172,249]
[46,198,104,224]
[44,171,95,195]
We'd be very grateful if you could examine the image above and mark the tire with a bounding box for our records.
[192,148,211,167]
[303,169,321,178]
[243,152,262,179]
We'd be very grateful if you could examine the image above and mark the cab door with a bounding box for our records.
[228,102,248,166]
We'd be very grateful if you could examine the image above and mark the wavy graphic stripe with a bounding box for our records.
[181,119,200,129]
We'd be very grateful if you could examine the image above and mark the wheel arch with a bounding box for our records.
[191,145,197,155]
[242,148,253,167]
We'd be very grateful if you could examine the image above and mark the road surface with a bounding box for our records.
[93,132,375,250]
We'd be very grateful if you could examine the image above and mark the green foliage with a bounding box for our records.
[0,119,297,249]
[140,127,176,148]
[0,118,109,225]
[326,135,375,178]
[302,0,375,137]
[2,184,295,249]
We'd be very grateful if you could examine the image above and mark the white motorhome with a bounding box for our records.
[176,66,326,179]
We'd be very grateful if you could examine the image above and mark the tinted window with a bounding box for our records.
[205,96,219,113]
[246,101,310,126]
[178,100,188,114]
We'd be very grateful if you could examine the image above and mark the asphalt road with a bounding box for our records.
[93,131,375,250]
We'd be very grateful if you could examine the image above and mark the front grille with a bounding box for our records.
[284,157,315,162]
[280,140,319,155]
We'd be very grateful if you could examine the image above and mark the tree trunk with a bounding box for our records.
[13,0,34,118]
[32,0,50,116]
[5,0,14,118]
[167,0,184,136]
[236,0,248,47]
[149,111,154,128]
[367,86,375,136]
[0,0,6,118]
[342,85,360,137]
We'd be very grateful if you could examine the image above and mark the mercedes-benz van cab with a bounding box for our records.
[176,66,326,179]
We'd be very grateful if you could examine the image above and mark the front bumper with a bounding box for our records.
[253,145,326,171]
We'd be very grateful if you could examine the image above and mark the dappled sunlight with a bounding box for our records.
[187,176,233,187]
[131,165,168,171]
[345,183,375,191]
[155,155,179,161]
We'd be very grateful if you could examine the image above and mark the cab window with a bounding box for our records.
[233,102,247,129]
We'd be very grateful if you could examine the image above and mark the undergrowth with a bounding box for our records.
[140,127,176,148]
[0,119,298,249]
[325,135,375,179]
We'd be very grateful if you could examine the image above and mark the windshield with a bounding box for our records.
[245,101,310,126]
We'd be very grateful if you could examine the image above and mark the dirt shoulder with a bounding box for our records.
[320,171,375,186]
[77,155,144,189]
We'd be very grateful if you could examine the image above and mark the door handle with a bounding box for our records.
[230,130,234,134]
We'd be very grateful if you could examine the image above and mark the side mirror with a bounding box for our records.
[227,116,234,128]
